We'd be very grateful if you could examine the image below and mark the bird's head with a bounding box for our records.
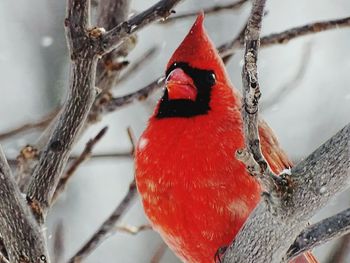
[156,13,237,119]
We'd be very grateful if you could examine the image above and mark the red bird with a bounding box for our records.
[135,14,317,263]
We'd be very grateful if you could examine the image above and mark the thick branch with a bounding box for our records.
[25,0,183,224]
[223,0,350,262]
[67,180,137,263]
[0,146,49,263]
[287,208,350,261]
[26,0,98,223]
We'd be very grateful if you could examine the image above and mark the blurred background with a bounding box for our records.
[0,0,349,262]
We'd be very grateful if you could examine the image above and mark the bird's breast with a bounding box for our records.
[135,113,260,263]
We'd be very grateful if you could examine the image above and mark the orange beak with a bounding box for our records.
[166,68,197,101]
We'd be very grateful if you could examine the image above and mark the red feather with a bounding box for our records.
[136,13,317,263]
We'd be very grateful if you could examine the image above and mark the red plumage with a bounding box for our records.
[135,13,317,263]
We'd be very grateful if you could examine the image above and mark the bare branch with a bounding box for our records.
[99,0,183,55]
[126,126,136,155]
[26,0,98,223]
[150,242,168,263]
[52,127,108,204]
[219,16,350,58]
[0,108,59,141]
[53,221,64,263]
[117,46,160,84]
[239,0,280,194]
[163,0,249,23]
[261,42,312,111]
[223,0,350,262]
[0,146,49,263]
[26,0,183,224]
[67,180,137,263]
[104,76,165,112]
[260,16,350,47]
[8,151,133,167]
[92,0,133,123]
[287,208,350,261]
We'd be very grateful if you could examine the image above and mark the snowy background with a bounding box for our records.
[0,0,349,262]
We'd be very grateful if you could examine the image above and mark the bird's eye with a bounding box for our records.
[205,72,216,86]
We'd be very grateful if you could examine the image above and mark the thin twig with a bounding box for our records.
[67,180,137,263]
[287,208,350,261]
[53,221,64,263]
[118,46,159,84]
[0,108,59,141]
[261,42,313,111]
[219,16,350,58]
[115,224,152,235]
[150,242,168,263]
[8,151,133,167]
[126,126,136,155]
[163,0,249,23]
[0,146,49,263]
[52,127,108,204]
[105,76,165,112]
[99,0,183,55]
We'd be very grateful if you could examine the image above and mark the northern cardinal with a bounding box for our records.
[135,14,317,263]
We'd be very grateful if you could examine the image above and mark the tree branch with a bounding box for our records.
[219,16,350,58]
[104,76,165,112]
[261,42,312,111]
[0,146,49,263]
[0,108,59,141]
[26,0,98,224]
[67,180,137,263]
[222,0,350,262]
[25,0,183,224]
[150,242,168,263]
[52,127,108,204]
[163,0,249,23]
[287,208,350,261]
[99,0,183,55]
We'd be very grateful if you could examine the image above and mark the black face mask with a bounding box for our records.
[156,62,216,119]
